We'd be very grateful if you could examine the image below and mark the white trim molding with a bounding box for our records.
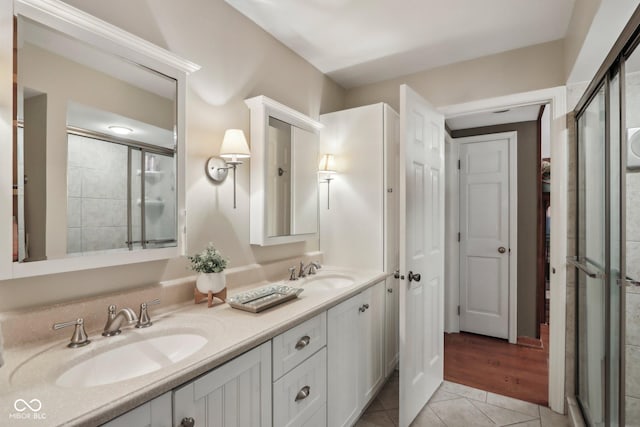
[14,0,201,74]
[439,86,568,414]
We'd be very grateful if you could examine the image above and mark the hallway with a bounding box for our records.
[444,328,549,406]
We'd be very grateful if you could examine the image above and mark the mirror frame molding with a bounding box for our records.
[246,95,323,246]
[0,0,200,279]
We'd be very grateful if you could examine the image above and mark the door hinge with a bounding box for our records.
[457,159,461,170]
[457,305,460,316]
[457,232,460,242]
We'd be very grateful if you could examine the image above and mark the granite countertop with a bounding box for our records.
[0,267,387,426]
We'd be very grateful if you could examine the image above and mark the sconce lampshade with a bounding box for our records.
[318,154,336,174]
[219,129,250,163]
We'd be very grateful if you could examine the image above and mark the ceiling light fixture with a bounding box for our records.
[108,125,133,135]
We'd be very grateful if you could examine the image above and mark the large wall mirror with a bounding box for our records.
[1,0,199,278]
[247,96,322,246]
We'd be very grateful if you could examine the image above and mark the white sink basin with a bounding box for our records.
[56,333,207,388]
[302,273,356,290]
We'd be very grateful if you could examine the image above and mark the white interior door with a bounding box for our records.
[458,135,510,339]
[399,84,444,427]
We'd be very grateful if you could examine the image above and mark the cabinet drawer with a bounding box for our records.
[273,348,327,427]
[273,312,326,379]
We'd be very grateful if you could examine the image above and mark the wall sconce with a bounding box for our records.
[206,129,251,209]
[318,154,336,209]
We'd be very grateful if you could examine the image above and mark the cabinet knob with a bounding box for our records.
[407,271,421,283]
[363,304,370,310]
[387,288,393,293]
[295,385,311,402]
[295,335,311,350]
[180,417,195,427]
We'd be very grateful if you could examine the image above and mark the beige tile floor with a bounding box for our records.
[356,372,571,427]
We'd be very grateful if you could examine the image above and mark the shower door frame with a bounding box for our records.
[573,5,640,425]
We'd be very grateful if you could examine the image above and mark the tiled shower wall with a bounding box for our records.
[626,170,640,423]
[67,134,128,253]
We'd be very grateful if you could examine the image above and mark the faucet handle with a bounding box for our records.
[136,299,160,329]
[53,318,91,348]
[289,266,298,281]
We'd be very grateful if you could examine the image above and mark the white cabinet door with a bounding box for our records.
[102,392,171,427]
[327,292,362,427]
[328,280,386,427]
[173,342,272,427]
[360,280,386,404]
[384,276,399,377]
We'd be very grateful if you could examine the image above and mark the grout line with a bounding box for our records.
[427,403,449,427]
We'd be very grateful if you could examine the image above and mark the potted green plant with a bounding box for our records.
[188,243,229,294]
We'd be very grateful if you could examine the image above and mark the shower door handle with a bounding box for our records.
[566,256,604,279]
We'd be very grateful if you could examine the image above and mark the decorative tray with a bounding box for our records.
[227,284,304,313]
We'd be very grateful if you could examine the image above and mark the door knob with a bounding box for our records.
[498,246,506,254]
[407,271,421,282]
[180,417,195,427]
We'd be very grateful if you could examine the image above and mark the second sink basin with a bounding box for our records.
[56,333,207,388]
[302,273,355,290]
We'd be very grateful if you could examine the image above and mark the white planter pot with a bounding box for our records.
[196,272,226,294]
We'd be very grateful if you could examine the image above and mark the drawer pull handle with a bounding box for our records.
[295,335,311,350]
[295,385,311,402]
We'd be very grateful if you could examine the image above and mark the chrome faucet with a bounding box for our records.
[298,261,322,278]
[102,304,138,337]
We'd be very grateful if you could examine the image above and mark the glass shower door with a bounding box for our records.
[576,85,607,427]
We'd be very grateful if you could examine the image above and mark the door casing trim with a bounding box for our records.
[439,86,568,414]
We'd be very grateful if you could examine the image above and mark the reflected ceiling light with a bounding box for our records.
[108,125,133,135]
[318,154,337,209]
[206,129,251,209]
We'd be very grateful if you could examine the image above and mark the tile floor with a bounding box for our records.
[356,372,571,427]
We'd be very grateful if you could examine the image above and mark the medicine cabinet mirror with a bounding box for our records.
[246,96,323,246]
[0,0,199,279]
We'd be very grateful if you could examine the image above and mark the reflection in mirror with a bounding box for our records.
[266,117,318,238]
[13,16,178,262]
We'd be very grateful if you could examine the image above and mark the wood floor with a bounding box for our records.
[444,326,549,406]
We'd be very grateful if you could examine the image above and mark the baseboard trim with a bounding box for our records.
[567,396,586,427]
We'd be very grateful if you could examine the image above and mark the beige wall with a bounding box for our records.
[452,121,540,338]
[345,40,565,111]
[0,0,345,311]
[563,0,602,81]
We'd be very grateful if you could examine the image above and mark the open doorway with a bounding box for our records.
[442,102,553,405]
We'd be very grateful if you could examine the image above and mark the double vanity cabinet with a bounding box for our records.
[103,278,398,427]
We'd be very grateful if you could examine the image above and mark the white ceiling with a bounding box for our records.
[67,102,174,148]
[225,0,576,88]
[446,104,543,131]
